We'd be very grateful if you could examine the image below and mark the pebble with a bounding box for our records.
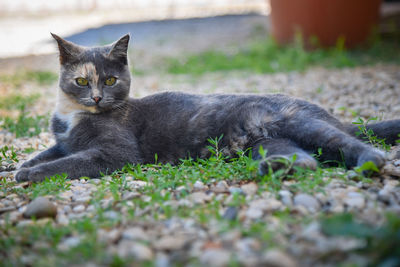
[344,192,365,209]
[279,190,293,206]
[103,210,120,220]
[223,206,238,220]
[262,249,297,267]
[154,235,186,251]
[246,208,263,219]
[122,191,141,201]
[23,197,57,219]
[200,249,231,267]
[294,194,320,212]
[98,228,121,243]
[122,227,149,241]
[57,214,69,225]
[193,180,206,191]
[211,181,229,193]
[118,241,154,261]
[383,165,400,178]
[73,196,91,204]
[241,183,258,196]
[189,192,212,204]
[228,186,243,195]
[73,205,85,213]
[155,253,170,267]
[58,236,82,251]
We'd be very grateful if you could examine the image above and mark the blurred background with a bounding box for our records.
[0,0,269,72]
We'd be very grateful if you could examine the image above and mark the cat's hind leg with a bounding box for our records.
[284,118,386,169]
[344,119,400,145]
[252,138,317,176]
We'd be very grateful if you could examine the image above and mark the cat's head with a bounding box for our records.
[52,33,131,112]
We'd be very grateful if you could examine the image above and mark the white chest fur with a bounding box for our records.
[54,90,96,139]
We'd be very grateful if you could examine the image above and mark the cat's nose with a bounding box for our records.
[92,96,102,103]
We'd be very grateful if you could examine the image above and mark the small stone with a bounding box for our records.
[229,186,243,195]
[90,179,101,185]
[394,160,400,166]
[223,206,238,220]
[154,235,186,251]
[211,181,229,193]
[128,180,148,189]
[383,165,400,178]
[193,180,206,191]
[118,240,154,261]
[155,253,170,267]
[249,198,282,212]
[122,191,141,201]
[122,227,149,241]
[59,191,73,201]
[63,205,72,213]
[23,197,57,219]
[235,238,261,254]
[344,192,365,209]
[241,183,258,196]
[73,205,85,213]
[294,194,320,212]
[103,210,120,220]
[86,205,96,212]
[279,190,293,206]
[189,192,212,204]
[58,236,82,251]
[200,249,231,267]
[378,189,391,203]
[98,228,121,243]
[57,214,69,225]
[73,196,91,204]
[17,219,35,227]
[7,211,21,223]
[246,208,263,219]
[262,249,297,267]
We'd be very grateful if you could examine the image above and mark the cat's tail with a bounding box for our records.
[344,119,400,145]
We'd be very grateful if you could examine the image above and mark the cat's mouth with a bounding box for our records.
[79,98,124,112]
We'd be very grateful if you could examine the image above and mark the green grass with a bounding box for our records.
[0,146,19,166]
[0,93,41,111]
[167,36,400,75]
[1,107,49,138]
[0,71,58,87]
[0,93,49,138]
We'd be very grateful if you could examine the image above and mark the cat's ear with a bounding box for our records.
[51,33,83,65]
[108,34,130,64]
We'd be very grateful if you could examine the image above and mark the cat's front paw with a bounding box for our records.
[357,148,386,174]
[258,153,317,176]
[357,149,386,168]
[20,160,37,169]
[15,168,31,182]
[15,167,46,183]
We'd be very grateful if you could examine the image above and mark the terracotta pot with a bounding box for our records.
[270,0,382,48]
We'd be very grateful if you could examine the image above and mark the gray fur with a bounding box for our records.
[15,34,400,182]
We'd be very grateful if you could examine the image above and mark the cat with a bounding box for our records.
[15,33,400,182]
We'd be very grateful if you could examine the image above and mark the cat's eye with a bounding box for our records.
[76,77,88,86]
[105,77,117,86]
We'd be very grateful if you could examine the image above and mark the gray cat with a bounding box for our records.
[15,34,400,182]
